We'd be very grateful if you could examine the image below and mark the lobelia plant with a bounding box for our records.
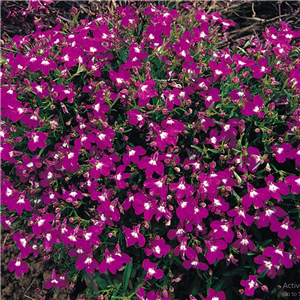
[1,2,300,300]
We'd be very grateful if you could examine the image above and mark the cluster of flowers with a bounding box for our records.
[1,2,300,300]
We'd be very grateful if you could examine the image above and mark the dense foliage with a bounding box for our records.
[1,1,300,299]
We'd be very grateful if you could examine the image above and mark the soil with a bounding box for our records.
[1,1,300,299]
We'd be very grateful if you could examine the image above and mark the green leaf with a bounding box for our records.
[257,269,268,278]
[95,276,108,289]
[190,145,203,153]
[122,259,133,291]
[260,239,272,247]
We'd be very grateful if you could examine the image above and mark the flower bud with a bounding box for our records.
[232,76,239,84]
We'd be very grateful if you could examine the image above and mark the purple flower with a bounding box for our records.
[138,151,164,177]
[290,230,300,257]
[145,237,171,258]
[25,130,47,152]
[241,275,259,296]
[261,175,290,202]
[270,142,293,163]
[123,146,146,166]
[231,230,256,254]
[192,22,211,42]
[173,235,195,260]
[210,220,234,243]
[201,88,221,109]
[169,177,194,199]
[31,213,55,235]
[135,80,158,105]
[182,247,208,271]
[127,109,147,128]
[209,61,232,82]
[241,95,265,118]
[13,233,33,258]
[8,255,29,277]
[123,224,145,247]
[263,241,293,268]
[76,250,99,274]
[270,216,295,239]
[242,183,264,209]
[203,289,226,300]
[110,165,131,189]
[142,259,164,281]
[254,255,282,279]
[7,191,32,215]
[205,239,228,265]
[99,248,122,275]
[144,175,168,199]
[227,206,254,226]
[285,175,300,194]
[44,269,67,290]
[251,57,272,79]
[256,205,286,228]
[109,66,131,88]
[232,54,255,72]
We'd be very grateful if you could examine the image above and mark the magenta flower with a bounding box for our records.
[142,259,164,281]
[270,142,293,163]
[7,191,32,215]
[173,235,196,260]
[8,256,29,277]
[123,146,146,166]
[251,57,272,79]
[169,177,194,199]
[1,84,17,106]
[209,61,232,82]
[241,95,265,118]
[256,205,286,228]
[254,255,282,279]
[227,206,254,226]
[99,249,122,275]
[144,175,168,199]
[138,151,164,177]
[89,156,111,178]
[31,80,49,98]
[210,220,234,243]
[192,22,211,42]
[284,175,300,194]
[261,175,290,202]
[290,230,300,257]
[1,100,28,123]
[110,165,131,189]
[13,233,33,259]
[145,237,171,258]
[123,224,145,247]
[29,55,57,76]
[182,247,208,271]
[263,241,293,268]
[134,197,157,222]
[241,275,259,296]
[207,196,229,213]
[127,109,147,128]
[242,183,264,209]
[76,251,99,274]
[204,289,226,300]
[135,80,158,104]
[270,216,295,239]
[231,231,256,254]
[25,131,47,152]
[44,269,67,290]
[31,213,55,235]
[205,239,228,264]
[201,88,221,109]
[109,66,131,88]
[232,54,255,72]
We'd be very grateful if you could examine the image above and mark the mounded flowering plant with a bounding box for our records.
[1,2,300,300]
